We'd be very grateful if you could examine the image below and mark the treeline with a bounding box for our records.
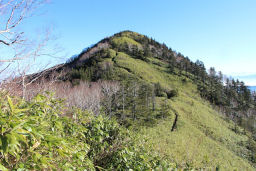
[170,56,255,132]
[100,80,177,127]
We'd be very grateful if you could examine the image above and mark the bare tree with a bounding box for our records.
[101,81,120,116]
[121,84,126,119]
[0,0,55,88]
[0,1,66,98]
[0,0,48,61]
[48,81,101,115]
[131,82,139,120]
[16,29,63,98]
[152,84,156,111]
[20,79,102,114]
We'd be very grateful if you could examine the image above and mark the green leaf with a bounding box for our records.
[32,152,42,162]
[1,136,8,153]
[7,95,14,114]
[0,164,8,171]
[9,120,27,134]
[15,108,29,114]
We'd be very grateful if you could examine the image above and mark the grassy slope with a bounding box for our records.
[111,36,143,48]
[104,44,254,170]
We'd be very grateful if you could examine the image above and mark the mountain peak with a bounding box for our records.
[66,31,168,67]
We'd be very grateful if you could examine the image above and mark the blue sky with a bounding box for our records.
[21,0,256,85]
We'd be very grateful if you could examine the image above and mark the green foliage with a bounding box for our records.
[247,136,256,163]
[154,82,165,97]
[70,68,93,81]
[69,49,118,82]
[110,36,142,49]
[105,143,172,170]
[0,92,172,170]
[166,89,179,99]
[0,92,93,170]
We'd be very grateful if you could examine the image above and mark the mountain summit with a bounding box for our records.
[54,30,183,82]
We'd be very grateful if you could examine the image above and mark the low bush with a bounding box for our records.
[166,89,179,99]
[0,91,172,170]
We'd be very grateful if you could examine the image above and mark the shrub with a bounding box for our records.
[0,92,172,170]
[166,89,179,99]
[0,92,94,170]
[182,78,188,83]
[154,82,165,97]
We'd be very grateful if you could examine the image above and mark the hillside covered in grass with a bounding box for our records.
[4,31,256,170]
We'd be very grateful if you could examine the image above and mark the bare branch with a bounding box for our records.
[0,62,10,74]
[0,0,48,63]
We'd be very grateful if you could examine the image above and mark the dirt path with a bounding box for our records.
[171,108,178,132]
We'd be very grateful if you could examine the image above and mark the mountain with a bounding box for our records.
[15,31,256,170]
